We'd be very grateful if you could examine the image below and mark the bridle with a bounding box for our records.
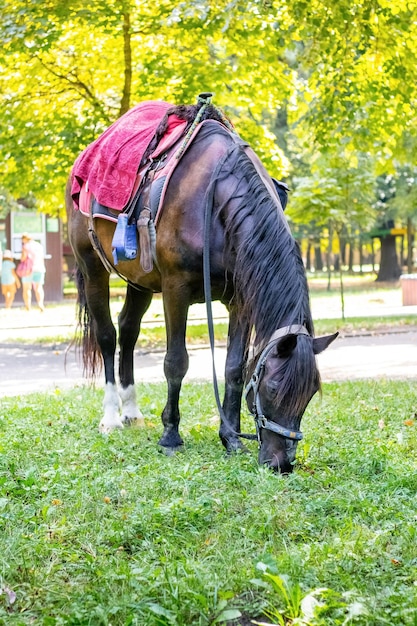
[244,325,310,442]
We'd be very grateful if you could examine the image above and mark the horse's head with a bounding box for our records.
[245,327,338,473]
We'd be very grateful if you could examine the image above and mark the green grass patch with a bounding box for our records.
[136,317,417,351]
[314,315,417,337]
[307,273,401,295]
[0,380,417,624]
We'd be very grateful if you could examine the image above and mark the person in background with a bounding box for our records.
[1,250,21,309]
[21,233,46,311]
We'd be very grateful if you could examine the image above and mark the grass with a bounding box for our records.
[135,315,417,351]
[1,380,417,624]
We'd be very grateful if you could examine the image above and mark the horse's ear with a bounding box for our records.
[313,332,339,355]
[276,334,298,358]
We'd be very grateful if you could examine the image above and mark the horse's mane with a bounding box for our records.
[210,141,318,415]
[215,145,314,345]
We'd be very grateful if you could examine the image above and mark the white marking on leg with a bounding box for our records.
[99,382,123,433]
[119,385,145,426]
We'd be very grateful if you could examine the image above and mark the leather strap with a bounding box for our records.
[137,208,153,273]
[137,169,156,273]
[248,324,310,361]
[203,144,257,442]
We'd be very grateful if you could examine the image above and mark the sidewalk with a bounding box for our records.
[0,287,416,343]
[0,328,416,397]
[0,297,228,343]
[0,289,416,396]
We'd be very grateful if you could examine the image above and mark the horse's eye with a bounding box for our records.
[266,380,279,396]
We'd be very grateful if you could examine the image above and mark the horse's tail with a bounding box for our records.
[73,266,102,378]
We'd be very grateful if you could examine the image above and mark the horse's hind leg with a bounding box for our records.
[78,257,120,433]
[118,284,153,425]
[68,193,120,432]
[158,282,189,451]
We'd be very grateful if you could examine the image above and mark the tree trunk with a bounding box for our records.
[371,239,376,273]
[376,235,401,281]
[359,240,364,274]
[326,223,333,291]
[306,242,312,271]
[314,245,323,271]
[348,240,354,272]
[339,236,346,265]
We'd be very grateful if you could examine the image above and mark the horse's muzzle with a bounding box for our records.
[259,438,298,473]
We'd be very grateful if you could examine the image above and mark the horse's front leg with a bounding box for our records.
[158,282,189,451]
[220,306,249,453]
[118,285,153,425]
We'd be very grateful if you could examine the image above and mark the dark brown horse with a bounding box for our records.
[66,102,337,472]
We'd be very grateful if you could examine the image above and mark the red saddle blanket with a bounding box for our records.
[71,100,187,211]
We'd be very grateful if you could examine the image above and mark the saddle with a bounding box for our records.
[78,96,289,274]
[79,119,205,272]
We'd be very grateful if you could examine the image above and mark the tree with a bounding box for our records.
[391,164,417,273]
[0,0,293,212]
[286,0,417,169]
[0,0,416,225]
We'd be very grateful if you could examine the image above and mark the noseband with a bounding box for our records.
[245,325,310,442]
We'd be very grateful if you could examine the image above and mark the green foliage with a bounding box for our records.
[287,0,417,163]
[1,0,416,219]
[288,149,376,230]
[0,187,21,219]
[389,166,417,222]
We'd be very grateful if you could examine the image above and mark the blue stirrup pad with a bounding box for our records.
[112,214,138,265]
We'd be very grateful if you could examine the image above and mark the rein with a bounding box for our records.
[203,145,308,444]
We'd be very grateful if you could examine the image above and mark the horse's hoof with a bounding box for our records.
[226,446,249,456]
[99,420,124,434]
[122,416,145,428]
[224,438,249,455]
[158,431,184,448]
[158,445,184,457]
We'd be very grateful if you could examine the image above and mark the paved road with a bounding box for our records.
[1,330,416,397]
